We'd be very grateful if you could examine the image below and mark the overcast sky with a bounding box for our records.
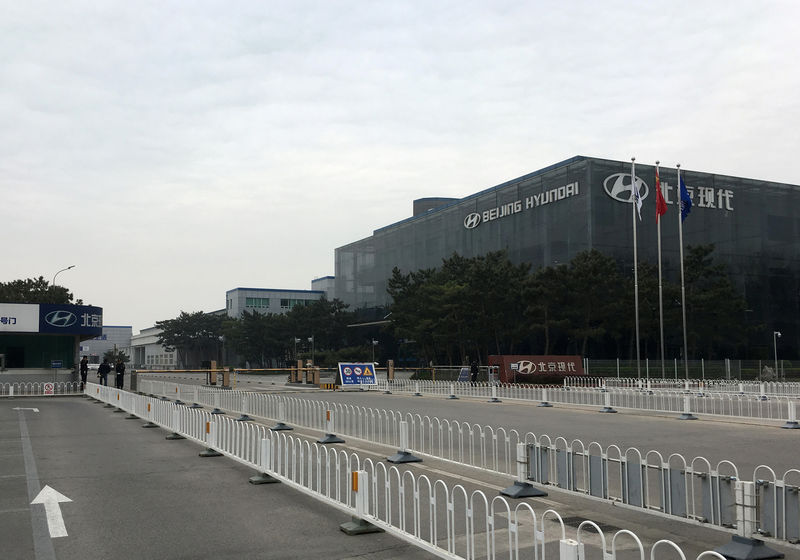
[2,1,798,333]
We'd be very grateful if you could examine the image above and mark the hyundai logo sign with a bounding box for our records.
[44,310,77,328]
[603,173,649,204]
[463,213,481,229]
[515,361,536,374]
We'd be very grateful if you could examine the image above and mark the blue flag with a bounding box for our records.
[679,176,692,222]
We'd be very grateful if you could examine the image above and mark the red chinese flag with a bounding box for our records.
[655,167,667,222]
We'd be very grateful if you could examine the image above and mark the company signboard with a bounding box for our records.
[0,303,102,336]
[0,303,40,332]
[488,355,584,383]
[338,362,378,386]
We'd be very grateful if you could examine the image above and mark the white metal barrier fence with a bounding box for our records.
[566,377,800,396]
[0,381,81,396]
[87,382,731,560]
[376,379,800,423]
[135,379,800,546]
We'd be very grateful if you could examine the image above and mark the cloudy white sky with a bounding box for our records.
[2,1,798,333]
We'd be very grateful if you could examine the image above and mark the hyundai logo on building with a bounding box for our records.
[463,213,482,229]
[603,173,649,204]
[44,310,77,328]
[515,361,536,374]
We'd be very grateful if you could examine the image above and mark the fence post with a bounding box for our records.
[599,391,617,413]
[188,385,202,408]
[340,470,383,535]
[678,396,697,420]
[142,401,158,428]
[211,391,224,414]
[760,383,767,401]
[538,388,553,407]
[714,480,784,560]
[249,437,280,484]
[782,401,800,429]
[236,394,252,422]
[488,384,501,403]
[414,382,422,397]
[559,539,583,560]
[318,410,345,444]
[501,442,548,498]
[271,400,293,431]
[199,419,223,457]
[387,421,422,463]
[165,407,185,440]
[448,384,459,400]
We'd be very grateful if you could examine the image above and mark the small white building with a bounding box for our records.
[79,325,132,364]
[225,287,325,319]
[130,327,177,370]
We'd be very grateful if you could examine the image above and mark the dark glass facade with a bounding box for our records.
[335,156,799,354]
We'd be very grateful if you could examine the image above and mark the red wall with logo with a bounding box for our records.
[488,355,585,383]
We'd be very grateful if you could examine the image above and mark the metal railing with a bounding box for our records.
[87,382,733,560]
[136,379,800,546]
[0,381,81,396]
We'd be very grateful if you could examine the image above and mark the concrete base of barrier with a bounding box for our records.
[175,400,185,406]
[188,403,203,409]
[340,516,384,536]
[104,403,115,408]
[538,402,553,407]
[166,432,185,440]
[599,407,617,413]
[199,448,223,457]
[318,433,345,444]
[142,422,158,428]
[270,422,293,431]
[235,414,252,422]
[448,394,459,399]
[678,413,698,420]
[386,450,422,464]
[211,408,224,415]
[500,481,548,499]
[125,414,138,419]
[113,408,125,413]
[713,535,784,560]
[781,421,800,429]
[249,472,280,485]
[488,397,502,403]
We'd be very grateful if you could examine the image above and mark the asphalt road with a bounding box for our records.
[0,396,438,560]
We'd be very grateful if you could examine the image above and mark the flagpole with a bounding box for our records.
[656,161,665,379]
[677,164,690,380]
[632,157,641,379]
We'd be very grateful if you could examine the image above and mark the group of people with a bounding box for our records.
[79,356,126,390]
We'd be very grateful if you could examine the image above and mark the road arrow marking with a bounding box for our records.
[31,485,72,538]
[12,407,40,412]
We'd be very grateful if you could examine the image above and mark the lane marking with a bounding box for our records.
[31,486,72,538]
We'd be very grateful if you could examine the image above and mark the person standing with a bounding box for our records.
[115,359,126,389]
[79,356,89,391]
[470,360,479,385]
[98,358,111,386]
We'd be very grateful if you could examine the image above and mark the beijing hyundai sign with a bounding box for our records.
[0,303,102,336]
[338,362,378,386]
[489,355,584,383]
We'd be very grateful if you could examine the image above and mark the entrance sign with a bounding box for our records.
[338,363,377,386]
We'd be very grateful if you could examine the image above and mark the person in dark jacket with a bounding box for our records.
[79,356,89,391]
[98,359,111,386]
[115,359,126,389]
[470,360,479,385]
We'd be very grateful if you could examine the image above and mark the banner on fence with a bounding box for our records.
[338,363,377,386]
[489,354,585,382]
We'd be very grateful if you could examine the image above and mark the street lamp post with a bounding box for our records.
[293,338,300,361]
[371,339,379,363]
[308,336,314,365]
[52,265,76,286]
[774,331,782,379]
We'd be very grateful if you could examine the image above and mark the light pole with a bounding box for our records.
[308,336,314,365]
[774,331,782,379]
[293,337,300,361]
[52,265,75,286]
[371,339,378,363]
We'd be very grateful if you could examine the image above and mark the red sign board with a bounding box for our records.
[488,355,584,383]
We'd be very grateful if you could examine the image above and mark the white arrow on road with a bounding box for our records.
[31,485,72,538]
[12,407,40,412]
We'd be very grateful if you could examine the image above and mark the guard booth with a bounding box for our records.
[204,360,229,387]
